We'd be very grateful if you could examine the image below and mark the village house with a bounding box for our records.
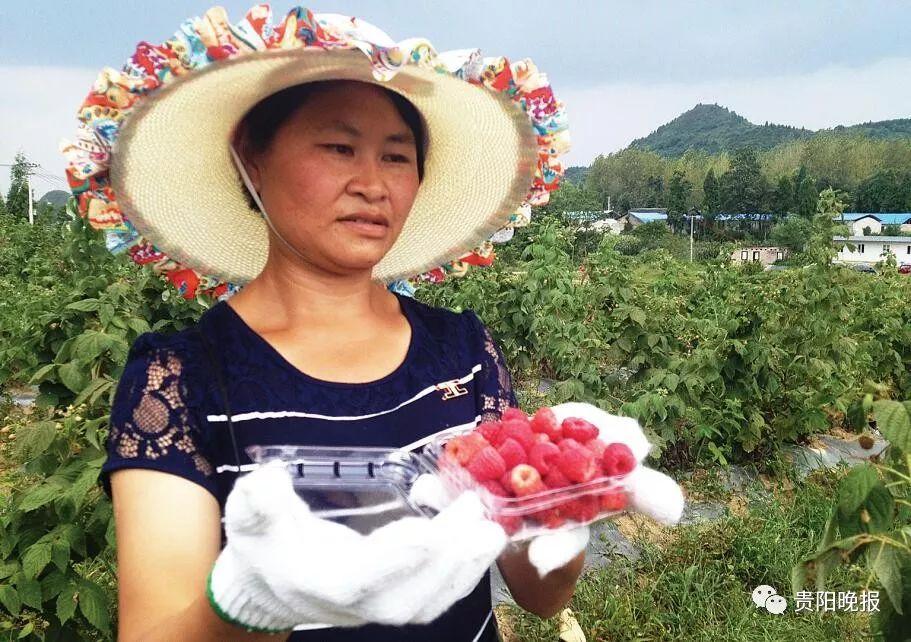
[833,235,911,265]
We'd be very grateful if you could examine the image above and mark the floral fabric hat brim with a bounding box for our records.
[60,4,569,300]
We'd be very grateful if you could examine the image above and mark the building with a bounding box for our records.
[621,208,668,227]
[836,213,911,236]
[731,246,787,266]
[833,235,911,265]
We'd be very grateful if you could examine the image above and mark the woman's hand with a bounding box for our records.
[208,462,508,632]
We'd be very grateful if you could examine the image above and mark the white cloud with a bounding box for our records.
[0,65,98,197]
[560,57,911,167]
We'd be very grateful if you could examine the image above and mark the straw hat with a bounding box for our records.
[61,5,569,300]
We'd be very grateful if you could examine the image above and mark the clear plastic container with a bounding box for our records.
[422,431,632,540]
[246,435,632,541]
[245,445,434,535]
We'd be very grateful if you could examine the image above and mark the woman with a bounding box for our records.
[65,6,581,641]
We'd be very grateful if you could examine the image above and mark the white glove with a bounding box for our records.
[207,461,508,633]
[522,403,686,578]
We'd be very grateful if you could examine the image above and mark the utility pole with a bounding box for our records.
[689,212,694,262]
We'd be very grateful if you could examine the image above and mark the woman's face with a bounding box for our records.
[243,82,422,277]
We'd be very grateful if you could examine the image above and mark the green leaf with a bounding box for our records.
[41,571,68,600]
[27,363,57,385]
[17,622,34,639]
[867,541,903,615]
[22,541,52,580]
[16,577,42,610]
[56,584,76,625]
[77,579,111,633]
[838,463,878,514]
[70,331,117,362]
[50,540,69,573]
[72,377,109,408]
[12,421,57,462]
[18,484,60,512]
[865,485,895,533]
[873,400,911,453]
[0,563,17,582]
[0,585,21,616]
[57,361,89,394]
[629,308,647,326]
[65,298,101,312]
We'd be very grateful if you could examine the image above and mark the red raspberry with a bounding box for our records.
[500,471,513,490]
[544,468,572,489]
[466,446,506,481]
[500,420,535,451]
[480,480,509,497]
[528,441,561,475]
[557,446,599,483]
[562,417,599,442]
[530,407,562,441]
[497,438,527,470]
[533,433,551,445]
[564,495,599,522]
[446,433,490,465]
[602,443,636,477]
[599,490,628,512]
[476,421,501,444]
[534,507,566,529]
[502,407,529,424]
[558,438,584,452]
[495,514,523,535]
[585,439,607,459]
[509,464,546,496]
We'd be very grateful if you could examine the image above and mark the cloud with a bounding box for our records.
[0,65,97,196]
[560,57,911,167]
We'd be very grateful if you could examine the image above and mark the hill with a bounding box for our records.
[37,190,70,207]
[630,104,911,157]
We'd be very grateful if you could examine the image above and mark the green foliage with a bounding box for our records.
[0,200,213,639]
[5,153,33,221]
[719,147,768,214]
[853,170,911,213]
[793,397,911,639]
[702,168,720,215]
[630,102,911,159]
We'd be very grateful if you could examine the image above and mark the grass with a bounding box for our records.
[497,465,873,641]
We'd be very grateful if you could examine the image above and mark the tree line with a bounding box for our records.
[572,133,911,226]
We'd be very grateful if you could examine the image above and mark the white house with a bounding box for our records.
[833,235,911,265]
[837,213,911,236]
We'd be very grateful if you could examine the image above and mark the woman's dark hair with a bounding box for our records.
[234,80,426,208]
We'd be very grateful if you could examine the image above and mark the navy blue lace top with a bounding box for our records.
[100,292,516,642]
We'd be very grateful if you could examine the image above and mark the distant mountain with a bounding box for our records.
[630,104,911,157]
[37,190,70,207]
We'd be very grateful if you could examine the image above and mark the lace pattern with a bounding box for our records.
[107,342,213,478]
[470,314,517,423]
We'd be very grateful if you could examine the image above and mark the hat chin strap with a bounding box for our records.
[228,144,311,265]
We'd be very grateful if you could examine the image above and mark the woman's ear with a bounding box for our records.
[231,126,263,194]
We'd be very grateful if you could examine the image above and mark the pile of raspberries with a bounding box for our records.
[440,406,636,532]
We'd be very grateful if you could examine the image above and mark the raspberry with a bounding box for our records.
[585,438,607,459]
[530,407,562,441]
[446,433,489,465]
[544,468,572,489]
[476,421,501,444]
[497,438,527,469]
[495,514,523,535]
[502,407,529,424]
[599,490,628,512]
[528,441,560,475]
[558,438,584,452]
[564,495,599,522]
[480,480,509,497]
[534,507,566,529]
[500,471,513,490]
[500,420,535,451]
[509,464,546,496]
[557,446,599,483]
[562,417,599,442]
[533,433,551,445]
[602,443,636,477]
[466,446,506,481]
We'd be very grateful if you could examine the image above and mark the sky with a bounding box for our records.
[1,0,910,196]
